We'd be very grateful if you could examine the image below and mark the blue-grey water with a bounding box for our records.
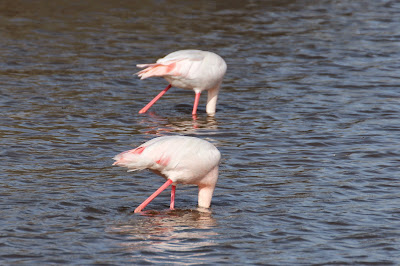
[1,0,400,264]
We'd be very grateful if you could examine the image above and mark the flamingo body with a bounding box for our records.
[137,50,227,115]
[113,136,221,212]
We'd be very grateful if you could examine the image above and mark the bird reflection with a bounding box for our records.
[107,209,218,255]
[138,111,219,135]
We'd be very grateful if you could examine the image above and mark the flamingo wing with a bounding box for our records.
[136,50,206,80]
[113,136,220,183]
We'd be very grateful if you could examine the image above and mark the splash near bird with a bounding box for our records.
[113,136,221,213]
[136,50,227,116]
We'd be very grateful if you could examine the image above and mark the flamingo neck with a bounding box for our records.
[206,86,220,115]
[198,184,216,208]
[197,165,219,208]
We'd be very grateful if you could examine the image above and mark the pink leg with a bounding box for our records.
[139,84,172,114]
[192,92,201,115]
[170,185,176,210]
[134,179,173,213]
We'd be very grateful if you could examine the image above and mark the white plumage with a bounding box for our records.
[113,136,221,212]
[136,50,227,115]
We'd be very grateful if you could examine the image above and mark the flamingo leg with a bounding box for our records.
[134,179,173,213]
[170,185,176,210]
[192,92,201,115]
[139,84,172,114]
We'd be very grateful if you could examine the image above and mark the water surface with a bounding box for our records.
[1,0,400,264]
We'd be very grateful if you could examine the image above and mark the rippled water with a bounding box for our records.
[2,0,400,264]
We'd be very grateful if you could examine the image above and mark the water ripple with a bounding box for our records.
[1,0,400,264]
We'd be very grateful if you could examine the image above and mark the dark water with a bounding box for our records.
[1,0,400,264]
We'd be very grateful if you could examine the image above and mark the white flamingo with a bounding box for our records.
[136,50,227,115]
[113,136,221,213]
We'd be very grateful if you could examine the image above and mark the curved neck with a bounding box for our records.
[197,166,219,208]
[198,185,216,208]
[206,86,220,115]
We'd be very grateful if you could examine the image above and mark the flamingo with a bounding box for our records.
[136,50,227,116]
[113,136,221,213]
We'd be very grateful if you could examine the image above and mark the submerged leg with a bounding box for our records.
[192,92,201,115]
[170,185,176,210]
[134,179,173,213]
[139,84,172,114]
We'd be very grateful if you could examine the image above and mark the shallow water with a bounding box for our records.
[1,0,400,264]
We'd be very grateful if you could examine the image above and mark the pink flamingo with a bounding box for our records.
[113,136,221,213]
[136,50,227,116]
